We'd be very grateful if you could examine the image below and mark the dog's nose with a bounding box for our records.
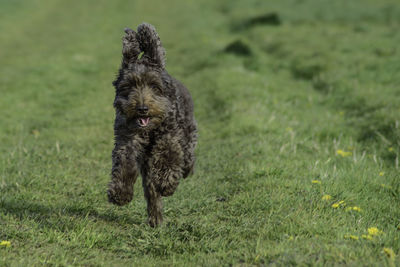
[136,105,149,114]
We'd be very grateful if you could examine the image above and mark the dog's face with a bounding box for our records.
[113,24,170,131]
[114,71,169,130]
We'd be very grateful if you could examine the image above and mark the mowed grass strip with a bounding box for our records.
[1,0,399,266]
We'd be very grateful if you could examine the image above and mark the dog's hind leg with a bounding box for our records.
[107,143,139,206]
[142,175,163,227]
[141,135,184,227]
[182,122,198,178]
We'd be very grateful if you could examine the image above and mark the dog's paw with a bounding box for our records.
[107,186,133,206]
[148,214,163,228]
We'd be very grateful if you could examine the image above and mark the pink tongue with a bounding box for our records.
[140,118,149,126]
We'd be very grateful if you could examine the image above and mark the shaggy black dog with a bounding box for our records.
[107,23,197,227]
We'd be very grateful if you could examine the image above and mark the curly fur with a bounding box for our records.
[107,23,197,227]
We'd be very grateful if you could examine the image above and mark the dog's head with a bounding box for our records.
[113,23,170,130]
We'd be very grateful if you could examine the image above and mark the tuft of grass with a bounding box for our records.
[224,40,252,57]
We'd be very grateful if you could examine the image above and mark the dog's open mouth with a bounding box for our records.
[137,117,150,127]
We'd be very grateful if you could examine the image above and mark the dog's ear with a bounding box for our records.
[121,28,141,67]
[113,28,141,88]
[137,23,166,69]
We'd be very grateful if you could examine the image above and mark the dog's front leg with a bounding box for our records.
[150,134,184,197]
[107,143,139,206]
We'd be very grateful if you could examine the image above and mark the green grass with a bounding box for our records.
[1,0,399,265]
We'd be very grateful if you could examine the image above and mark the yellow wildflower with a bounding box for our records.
[0,241,11,247]
[336,149,352,157]
[379,172,384,176]
[381,184,392,189]
[383,247,396,260]
[322,194,332,201]
[368,227,383,236]
[388,147,394,152]
[361,234,373,240]
[312,180,321,184]
[352,206,361,212]
[345,206,361,212]
[344,234,359,240]
[32,129,40,138]
[332,200,346,208]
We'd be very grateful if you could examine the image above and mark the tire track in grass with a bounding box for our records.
[233,9,400,167]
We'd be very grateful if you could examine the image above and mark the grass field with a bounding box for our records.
[1,0,400,266]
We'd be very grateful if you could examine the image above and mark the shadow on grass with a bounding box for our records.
[0,198,143,229]
[231,12,282,32]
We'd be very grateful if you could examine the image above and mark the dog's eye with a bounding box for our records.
[151,84,163,94]
[118,87,132,98]
[120,91,129,98]
[155,87,163,94]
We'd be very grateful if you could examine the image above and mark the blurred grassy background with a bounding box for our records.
[0,0,399,266]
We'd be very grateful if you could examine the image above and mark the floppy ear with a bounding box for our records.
[113,28,141,88]
[137,23,166,69]
[121,28,141,67]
